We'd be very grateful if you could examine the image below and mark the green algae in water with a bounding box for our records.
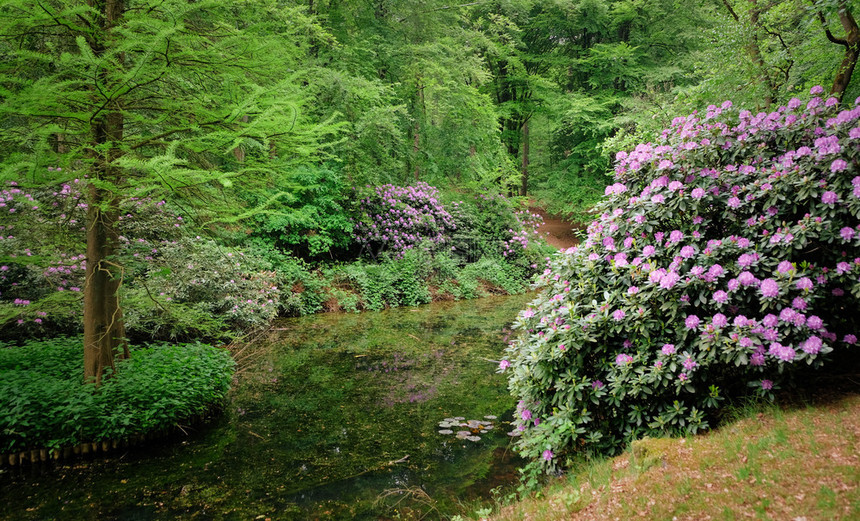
[0,294,533,520]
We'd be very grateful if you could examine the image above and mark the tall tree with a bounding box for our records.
[0,0,339,383]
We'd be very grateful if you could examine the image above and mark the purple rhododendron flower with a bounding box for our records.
[807,315,823,330]
[822,191,839,204]
[738,271,758,286]
[801,336,823,354]
[521,409,532,421]
[691,187,705,199]
[761,379,773,390]
[592,380,604,389]
[499,359,511,371]
[615,353,634,365]
[660,271,681,289]
[643,245,656,257]
[845,334,858,344]
[661,343,676,355]
[840,227,856,241]
[612,309,626,321]
[683,357,698,370]
[712,313,728,328]
[685,315,700,329]
[831,159,848,172]
[543,449,554,461]
[760,278,780,298]
[713,290,728,304]
[777,261,794,275]
[796,277,813,290]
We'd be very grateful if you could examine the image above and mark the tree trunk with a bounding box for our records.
[747,0,774,108]
[832,0,860,100]
[520,118,529,197]
[412,80,424,181]
[84,0,129,385]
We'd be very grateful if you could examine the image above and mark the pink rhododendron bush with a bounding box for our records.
[503,87,860,472]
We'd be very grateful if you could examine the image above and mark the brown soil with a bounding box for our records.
[531,207,583,250]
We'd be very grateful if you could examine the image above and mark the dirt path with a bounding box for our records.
[530,207,582,250]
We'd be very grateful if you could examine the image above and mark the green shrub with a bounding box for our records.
[0,337,234,452]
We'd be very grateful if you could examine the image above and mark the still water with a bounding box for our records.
[0,294,533,520]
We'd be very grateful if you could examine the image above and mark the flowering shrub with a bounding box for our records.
[0,176,279,340]
[502,87,860,472]
[352,182,458,257]
[122,237,284,339]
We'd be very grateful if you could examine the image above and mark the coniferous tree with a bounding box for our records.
[0,0,340,383]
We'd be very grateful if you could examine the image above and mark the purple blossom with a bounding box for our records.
[499,359,511,371]
[713,290,728,304]
[685,315,701,330]
[616,353,634,365]
[821,191,839,204]
[801,336,823,354]
[627,286,640,295]
[691,187,705,199]
[761,379,773,390]
[776,261,794,275]
[738,271,758,286]
[542,449,554,461]
[712,313,728,328]
[592,380,604,389]
[642,245,656,257]
[831,159,848,172]
[807,315,823,330]
[840,227,856,241]
[844,334,858,344]
[612,309,626,321]
[660,271,681,290]
[682,357,698,370]
[760,278,780,298]
[661,343,676,355]
[795,277,813,290]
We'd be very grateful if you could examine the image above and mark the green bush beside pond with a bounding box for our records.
[0,337,234,453]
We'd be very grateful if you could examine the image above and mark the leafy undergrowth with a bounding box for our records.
[485,393,860,521]
[0,337,235,453]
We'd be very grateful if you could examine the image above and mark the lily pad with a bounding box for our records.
[438,429,454,435]
[465,436,481,442]
[484,415,498,420]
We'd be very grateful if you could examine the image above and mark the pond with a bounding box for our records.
[0,293,534,520]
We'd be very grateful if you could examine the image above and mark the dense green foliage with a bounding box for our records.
[0,337,234,452]
[503,89,860,474]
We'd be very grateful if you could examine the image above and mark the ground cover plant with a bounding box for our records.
[502,87,860,474]
[0,337,234,453]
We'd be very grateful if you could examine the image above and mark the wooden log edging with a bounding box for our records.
[1,408,221,468]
